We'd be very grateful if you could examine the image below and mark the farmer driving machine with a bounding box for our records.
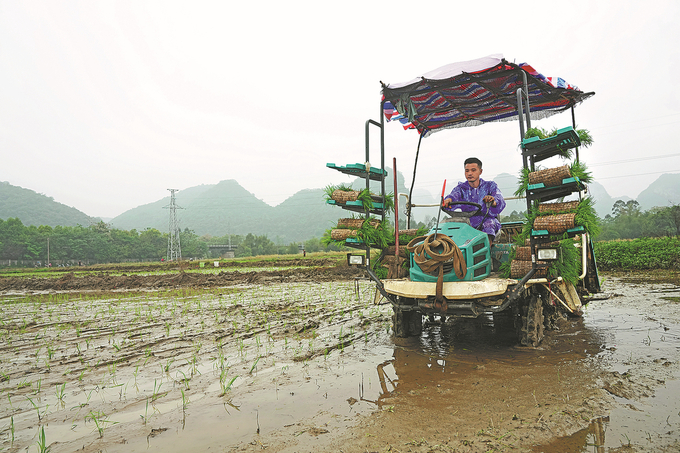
[326,55,600,346]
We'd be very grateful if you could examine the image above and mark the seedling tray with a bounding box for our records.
[345,237,371,249]
[326,199,385,215]
[522,126,581,162]
[531,225,585,242]
[326,163,387,181]
[526,177,585,202]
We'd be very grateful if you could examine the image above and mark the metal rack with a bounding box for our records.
[516,77,585,276]
[326,107,387,275]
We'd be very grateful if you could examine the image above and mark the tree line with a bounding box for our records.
[0,218,344,265]
[597,201,679,240]
[3,202,677,265]
[499,201,680,240]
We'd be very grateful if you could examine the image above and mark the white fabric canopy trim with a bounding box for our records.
[386,54,504,89]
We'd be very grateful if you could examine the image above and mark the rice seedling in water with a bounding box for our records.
[140,397,150,425]
[36,425,49,453]
[55,383,66,402]
[181,388,190,410]
[108,363,117,383]
[26,395,48,422]
[86,410,117,438]
[249,356,260,375]
[151,379,163,402]
[219,368,238,396]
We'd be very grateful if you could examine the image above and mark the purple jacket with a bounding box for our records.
[443,178,506,236]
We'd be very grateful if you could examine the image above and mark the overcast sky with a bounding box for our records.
[1,0,679,219]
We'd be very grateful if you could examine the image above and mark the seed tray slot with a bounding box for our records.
[326,163,387,181]
[531,225,586,242]
[526,177,585,203]
[521,126,581,162]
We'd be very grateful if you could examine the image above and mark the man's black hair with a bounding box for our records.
[464,157,482,168]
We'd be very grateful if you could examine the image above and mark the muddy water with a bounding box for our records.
[1,274,679,452]
[533,277,680,452]
[372,276,680,453]
[0,281,398,453]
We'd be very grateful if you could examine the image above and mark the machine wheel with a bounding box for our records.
[392,307,423,337]
[542,295,566,330]
[518,293,544,347]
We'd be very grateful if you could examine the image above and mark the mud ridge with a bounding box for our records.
[0,265,367,292]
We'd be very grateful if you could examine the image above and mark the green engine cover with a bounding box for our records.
[409,221,491,282]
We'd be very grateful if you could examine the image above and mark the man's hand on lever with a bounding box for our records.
[482,195,496,207]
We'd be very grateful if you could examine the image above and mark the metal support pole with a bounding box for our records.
[571,105,580,163]
[380,101,386,223]
[365,115,384,270]
[406,133,424,229]
[393,157,399,257]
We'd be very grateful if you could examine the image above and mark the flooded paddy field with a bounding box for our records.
[0,265,679,452]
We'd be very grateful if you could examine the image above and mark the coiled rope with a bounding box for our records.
[406,233,467,312]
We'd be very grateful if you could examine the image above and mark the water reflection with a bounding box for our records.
[375,277,680,452]
[420,314,521,356]
[531,416,609,453]
[371,313,570,407]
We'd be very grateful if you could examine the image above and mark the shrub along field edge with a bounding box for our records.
[593,236,680,270]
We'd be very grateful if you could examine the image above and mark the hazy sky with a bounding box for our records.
[1,1,679,219]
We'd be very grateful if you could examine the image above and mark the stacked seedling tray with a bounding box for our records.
[525,165,587,202]
[325,189,387,216]
[521,127,580,163]
[325,163,388,248]
[326,163,387,181]
[328,217,380,246]
[513,126,588,277]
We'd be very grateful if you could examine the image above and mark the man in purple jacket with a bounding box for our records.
[441,157,506,242]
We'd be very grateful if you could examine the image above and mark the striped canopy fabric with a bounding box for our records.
[381,55,594,137]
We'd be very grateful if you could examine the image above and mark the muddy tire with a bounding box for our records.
[543,298,566,331]
[392,307,423,337]
[519,293,544,347]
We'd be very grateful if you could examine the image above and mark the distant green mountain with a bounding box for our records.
[7,170,678,242]
[494,174,633,219]
[636,173,680,211]
[0,181,96,227]
[112,180,274,237]
[111,168,418,244]
[112,169,654,243]
[270,188,339,241]
[493,173,644,219]
[111,179,347,243]
[585,181,630,218]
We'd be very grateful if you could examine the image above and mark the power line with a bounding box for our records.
[164,189,183,261]
[596,170,680,180]
[594,112,680,130]
[589,153,680,167]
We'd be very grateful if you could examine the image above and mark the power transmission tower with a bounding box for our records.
[165,189,183,261]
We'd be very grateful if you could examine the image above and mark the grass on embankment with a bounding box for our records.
[593,236,680,270]
[0,251,349,278]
